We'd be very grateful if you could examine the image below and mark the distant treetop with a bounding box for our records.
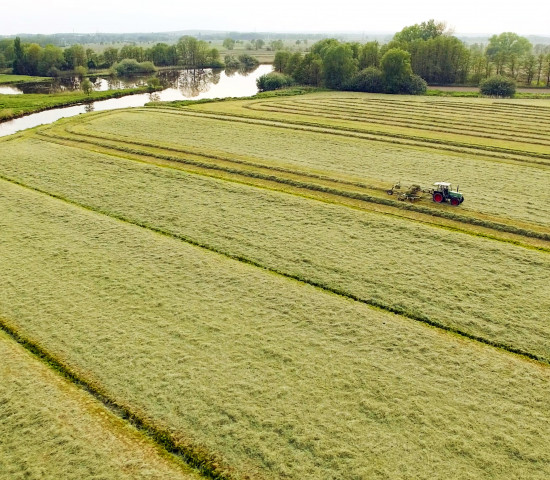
[393,19,448,44]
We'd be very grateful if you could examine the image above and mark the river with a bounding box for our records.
[0,65,272,137]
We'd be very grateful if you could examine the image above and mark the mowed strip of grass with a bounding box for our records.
[1,180,550,480]
[258,98,550,146]
[73,109,550,228]
[0,330,200,480]
[186,91,550,156]
[0,137,549,362]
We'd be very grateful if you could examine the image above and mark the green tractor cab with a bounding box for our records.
[431,182,464,206]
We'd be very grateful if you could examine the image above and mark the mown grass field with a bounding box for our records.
[1,135,549,361]
[1,90,549,479]
[0,328,200,480]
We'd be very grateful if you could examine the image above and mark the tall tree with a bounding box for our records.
[358,41,380,69]
[38,44,64,75]
[486,32,532,76]
[222,38,235,50]
[380,48,413,93]
[63,44,86,70]
[12,37,25,74]
[293,53,323,86]
[322,43,357,89]
[103,47,119,67]
[273,51,291,73]
[393,19,447,43]
[23,43,42,76]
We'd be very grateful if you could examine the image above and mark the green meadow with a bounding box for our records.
[1,91,549,479]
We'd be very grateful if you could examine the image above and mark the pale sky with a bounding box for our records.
[1,0,549,37]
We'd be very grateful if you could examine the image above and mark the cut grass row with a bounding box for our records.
[56,108,550,229]
[149,103,550,166]
[1,135,549,363]
[182,92,550,158]
[244,101,550,156]
[30,122,550,253]
[2,180,550,479]
[0,329,200,480]
[265,97,550,133]
[338,97,550,125]
[39,120,550,244]
[265,99,550,145]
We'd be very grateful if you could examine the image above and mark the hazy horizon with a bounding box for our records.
[2,0,549,37]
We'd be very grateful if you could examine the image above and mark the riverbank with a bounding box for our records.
[0,86,160,122]
[0,74,50,85]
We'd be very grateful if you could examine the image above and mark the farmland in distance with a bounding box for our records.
[1,91,549,479]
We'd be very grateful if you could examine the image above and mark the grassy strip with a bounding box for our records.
[161,91,550,159]
[0,86,159,122]
[70,108,550,234]
[146,87,322,109]
[38,127,550,242]
[151,104,549,166]
[426,89,550,99]
[0,316,238,480]
[63,107,550,174]
[0,329,201,480]
[266,98,550,135]
[2,169,548,366]
[0,74,50,84]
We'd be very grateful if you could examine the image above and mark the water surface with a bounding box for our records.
[0,65,272,137]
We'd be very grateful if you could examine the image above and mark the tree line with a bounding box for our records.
[261,40,427,94]
[2,22,550,88]
[267,20,550,91]
[0,36,257,76]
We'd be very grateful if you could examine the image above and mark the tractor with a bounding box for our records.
[429,182,464,206]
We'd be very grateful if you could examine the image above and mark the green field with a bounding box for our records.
[0,86,156,121]
[0,74,50,84]
[1,91,549,479]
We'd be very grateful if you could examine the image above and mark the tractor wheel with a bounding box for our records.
[433,192,444,203]
[450,197,460,206]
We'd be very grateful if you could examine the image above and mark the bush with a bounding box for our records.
[238,54,259,69]
[112,59,157,76]
[399,74,428,95]
[224,55,241,69]
[344,67,384,93]
[256,72,294,91]
[146,77,161,92]
[479,75,516,97]
[81,78,93,95]
[74,65,87,78]
[46,66,60,77]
